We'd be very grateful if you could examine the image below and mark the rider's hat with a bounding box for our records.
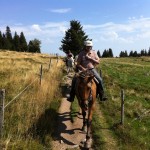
[84,40,93,47]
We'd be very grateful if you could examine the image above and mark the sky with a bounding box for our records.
[1,0,150,56]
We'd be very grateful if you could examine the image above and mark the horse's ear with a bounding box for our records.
[87,75,94,83]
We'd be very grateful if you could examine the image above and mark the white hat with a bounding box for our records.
[84,40,93,46]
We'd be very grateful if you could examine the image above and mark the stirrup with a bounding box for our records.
[66,94,74,102]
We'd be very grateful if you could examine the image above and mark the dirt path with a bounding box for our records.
[52,71,118,150]
[52,72,87,150]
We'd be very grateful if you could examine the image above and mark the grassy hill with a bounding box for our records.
[94,57,150,150]
[0,50,64,149]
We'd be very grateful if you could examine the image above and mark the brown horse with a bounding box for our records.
[75,70,97,148]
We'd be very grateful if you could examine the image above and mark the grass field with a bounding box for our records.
[71,57,150,150]
[97,57,150,150]
[1,50,149,150]
[0,50,64,149]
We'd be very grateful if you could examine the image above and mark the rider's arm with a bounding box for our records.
[86,53,100,64]
[77,62,87,71]
[90,57,99,64]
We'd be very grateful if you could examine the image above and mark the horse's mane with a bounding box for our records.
[76,70,94,79]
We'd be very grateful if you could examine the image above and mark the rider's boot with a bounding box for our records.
[66,91,75,102]
[99,91,108,101]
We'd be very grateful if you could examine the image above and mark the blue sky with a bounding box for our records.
[1,0,150,56]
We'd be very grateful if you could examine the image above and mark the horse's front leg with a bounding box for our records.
[86,111,92,141]
[85,104,94,148]
[82,109,86,132]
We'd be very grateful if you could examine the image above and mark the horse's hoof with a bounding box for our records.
[80,138,86,144]
[82,126,87,132]
[84,139,92,149]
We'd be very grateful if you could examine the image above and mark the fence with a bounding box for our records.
[99,69,125,125]
[0,56,59,137]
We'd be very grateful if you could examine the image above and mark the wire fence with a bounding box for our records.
[0,56,60,137]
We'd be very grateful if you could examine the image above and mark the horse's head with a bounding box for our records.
[76,70,96,104]
[78,70,94,87]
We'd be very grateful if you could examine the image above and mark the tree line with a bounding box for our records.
[97,48,150,58]
[119,49,150,57]
[0,26,41,53]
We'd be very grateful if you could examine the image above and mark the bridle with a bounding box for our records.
[77,71,94,110]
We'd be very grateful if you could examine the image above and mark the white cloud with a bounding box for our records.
[31,24,41,31]
[84,17,150,42]
[50,8,71,13]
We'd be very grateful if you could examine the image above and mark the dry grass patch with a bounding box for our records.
[0,50,64,149]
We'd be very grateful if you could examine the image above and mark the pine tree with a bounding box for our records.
[141,49,145,56]
[108,48,113,57]
[0,31,2,49]
[125,50,128,57]
[133,51,138,57]
[28,39,41,53]
[102,49,107,57]
[13,32,20,51]
[148,47,150,56]
[144,49,148,56]
[129,50,134,57]
[5,26,13,50]
[97,50,101,58]
[119,51,123,57]
[19,32,28,52]
[2,34,8,49]
[60,20,88,56]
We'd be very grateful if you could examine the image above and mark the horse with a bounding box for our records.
[75,70,97,148]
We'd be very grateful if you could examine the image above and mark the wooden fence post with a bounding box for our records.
[40,65,43,85]
[121,89,125,125]
[48,58,51,70]
[57,56,59,64]
[0,89,5,137]
[99,69,102,78]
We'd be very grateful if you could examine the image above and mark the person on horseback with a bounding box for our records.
[67,40,107,102]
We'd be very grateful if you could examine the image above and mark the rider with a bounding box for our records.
[67,40,107,102]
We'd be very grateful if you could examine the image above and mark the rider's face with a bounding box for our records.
[85,46,92,52]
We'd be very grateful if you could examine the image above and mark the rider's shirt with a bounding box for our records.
[77,50,99,69]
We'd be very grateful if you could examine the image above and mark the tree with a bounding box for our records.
[19,32,28,52]
[148,47,150,56]
[129,50,134,57]
[60,20,89,56]
[133,51,138,57]
[125,50,128,57]
[28,39,41,53]
[141,49,145,56]
[5,26,13,50]
[2,34,8,49]
[108,48,113,57]
[97,50,101,58]
[119,51,124,57]
[0,31,2,49]
[13,32,20,51]
[102,49,108,57]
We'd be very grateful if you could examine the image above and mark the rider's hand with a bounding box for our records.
[82,68,87,72]
[85,54,92,60]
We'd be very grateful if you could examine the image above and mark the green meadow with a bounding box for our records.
[71,57,150,150]
[98,57,150,149]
